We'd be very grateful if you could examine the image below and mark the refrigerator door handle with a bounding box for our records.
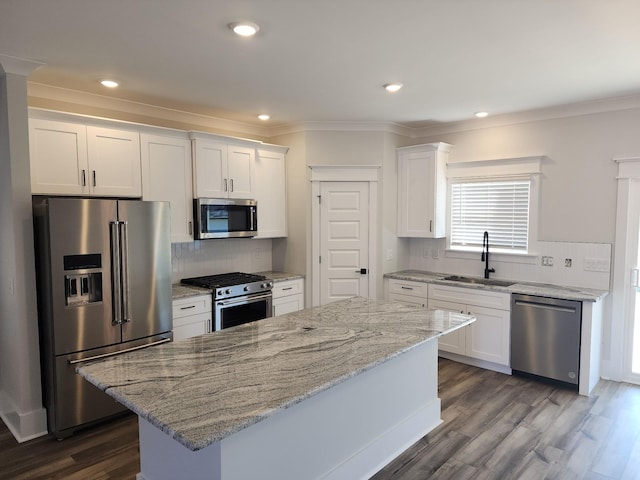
[110,221,123,325]
[119,221,131,323]
[68,337,172,364]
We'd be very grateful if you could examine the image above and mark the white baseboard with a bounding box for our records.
[438,352,512,375]
[0,390,48,442]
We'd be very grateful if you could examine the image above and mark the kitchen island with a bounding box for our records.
[77,297,475,480]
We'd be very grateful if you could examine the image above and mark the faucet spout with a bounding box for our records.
[482,231,496,279]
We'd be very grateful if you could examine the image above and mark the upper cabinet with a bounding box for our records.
[254,146,288,238]
[191,133,255,199]
[29,116,142,197]
[141,131,194,243]
[397,142,451,238]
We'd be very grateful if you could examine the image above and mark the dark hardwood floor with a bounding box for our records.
[2,358,640,479]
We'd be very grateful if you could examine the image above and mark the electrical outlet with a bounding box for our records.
[431,248,440,259]
[386,248,393,260]
[584,258,610,272]
[423,247,429,258]
[565,258,572,268]
[541,256,554,266]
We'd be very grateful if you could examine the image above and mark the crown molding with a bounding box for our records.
[267,120,414,138]
[0,54,44,76]
[414,92,640,138]
[27,82,270,139]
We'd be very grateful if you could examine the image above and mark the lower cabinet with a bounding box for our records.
[428,284,511,368]
[172,294,212,341]
[272,278,304,316]
[386,279,428,307]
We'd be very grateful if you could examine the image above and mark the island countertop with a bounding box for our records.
[77,296,474,451]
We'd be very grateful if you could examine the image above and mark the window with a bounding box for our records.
[450,178,531,253]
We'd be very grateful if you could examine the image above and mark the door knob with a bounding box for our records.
[355,268,367,275]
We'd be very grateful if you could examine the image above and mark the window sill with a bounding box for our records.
[444,248,539,265]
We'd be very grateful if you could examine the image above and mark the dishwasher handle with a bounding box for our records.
[514,299,577,314]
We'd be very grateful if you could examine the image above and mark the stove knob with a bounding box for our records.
[225,289,231,294]
[244,286,250,292]
[261,283,267,288]
[217,290,223,295]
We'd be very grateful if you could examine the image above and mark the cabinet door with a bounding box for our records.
[429,299,467,355]
[397,150,436,237]
[86,126,141,197]
[29,118,89,195]
[465,305,510,366]
[227,145,255,199]
[273,295,304,316]
[254,149,287,238]
[172,312,210,341]
[141,133,193,242]
[192,140,228,198]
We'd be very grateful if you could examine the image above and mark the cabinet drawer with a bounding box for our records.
[428,284,510,311]
[388,279,428,298]
[172,295,212,319]
[388,293,426,308]
[273,279,303,298]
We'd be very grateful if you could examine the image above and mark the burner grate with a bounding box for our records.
[181,272,266,289]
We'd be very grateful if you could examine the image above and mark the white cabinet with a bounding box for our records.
[254,146,288,238]
[428,284,510,367]
[396,142,451,238]
[141,132,193,243]
[172,294,212,341]
[191,133,256,199]
[272,278,304,316]
[386,279,428,307]
[29,117,142,197]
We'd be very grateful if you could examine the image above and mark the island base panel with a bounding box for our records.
[136,339,441,480]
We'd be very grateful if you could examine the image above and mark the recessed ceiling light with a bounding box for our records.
[383,83,403,93]
[229,22,260,37]
[258,114,270,121]
[475,111,489,118]
[100,79,119,88]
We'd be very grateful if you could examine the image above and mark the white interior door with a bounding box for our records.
[319,182,369,305]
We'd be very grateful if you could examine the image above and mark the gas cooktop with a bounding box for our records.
[181,272,267,289]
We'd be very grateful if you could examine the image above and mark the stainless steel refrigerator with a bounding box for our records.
[32,197,172,438]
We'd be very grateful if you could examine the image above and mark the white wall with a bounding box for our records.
[410,107,640,380]
[0,66,47,441]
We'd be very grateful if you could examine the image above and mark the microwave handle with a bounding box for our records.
[250,206,256,230]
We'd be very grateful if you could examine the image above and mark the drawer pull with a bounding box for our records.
[282,287,294,291]
[401,286,414,290]
[180,305,196,310]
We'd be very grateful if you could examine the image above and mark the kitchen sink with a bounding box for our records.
[442,275,515,287]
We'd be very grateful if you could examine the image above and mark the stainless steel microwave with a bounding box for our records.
[194,198,257,239]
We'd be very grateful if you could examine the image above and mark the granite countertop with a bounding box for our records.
[254,271,304,282]
[77,297,473,451]
[385,270,609,302]
[171,284,211,300]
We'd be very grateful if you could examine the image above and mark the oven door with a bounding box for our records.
[215,293,272,330]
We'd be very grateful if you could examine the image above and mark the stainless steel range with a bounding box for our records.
[181,272,273,330]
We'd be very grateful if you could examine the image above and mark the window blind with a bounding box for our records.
[450,179,530,252]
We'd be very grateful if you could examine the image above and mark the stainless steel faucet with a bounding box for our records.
[481,231,495,279]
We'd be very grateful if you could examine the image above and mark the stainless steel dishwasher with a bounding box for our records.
[510,294,582,385]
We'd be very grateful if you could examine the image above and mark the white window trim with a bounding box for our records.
[446,156,543,261]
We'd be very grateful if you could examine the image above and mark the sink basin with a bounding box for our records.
[442,275,515,287]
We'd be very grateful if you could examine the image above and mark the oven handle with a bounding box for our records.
[217,292,273,307]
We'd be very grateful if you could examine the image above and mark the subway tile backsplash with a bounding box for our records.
[407,238,611,291]
[171,239,273,284]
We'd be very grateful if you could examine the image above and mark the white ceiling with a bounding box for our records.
[2,0,640,128]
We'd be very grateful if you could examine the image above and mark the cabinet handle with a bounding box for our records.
[230,179,234,192]
[401,286,414,290]
[429,220,433,232]
[180,305,196,310]
[188,221,192,235]
[282,287,293,291]
[92,170,97,187]
[224,178,228,192]
[81,169,86,186]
